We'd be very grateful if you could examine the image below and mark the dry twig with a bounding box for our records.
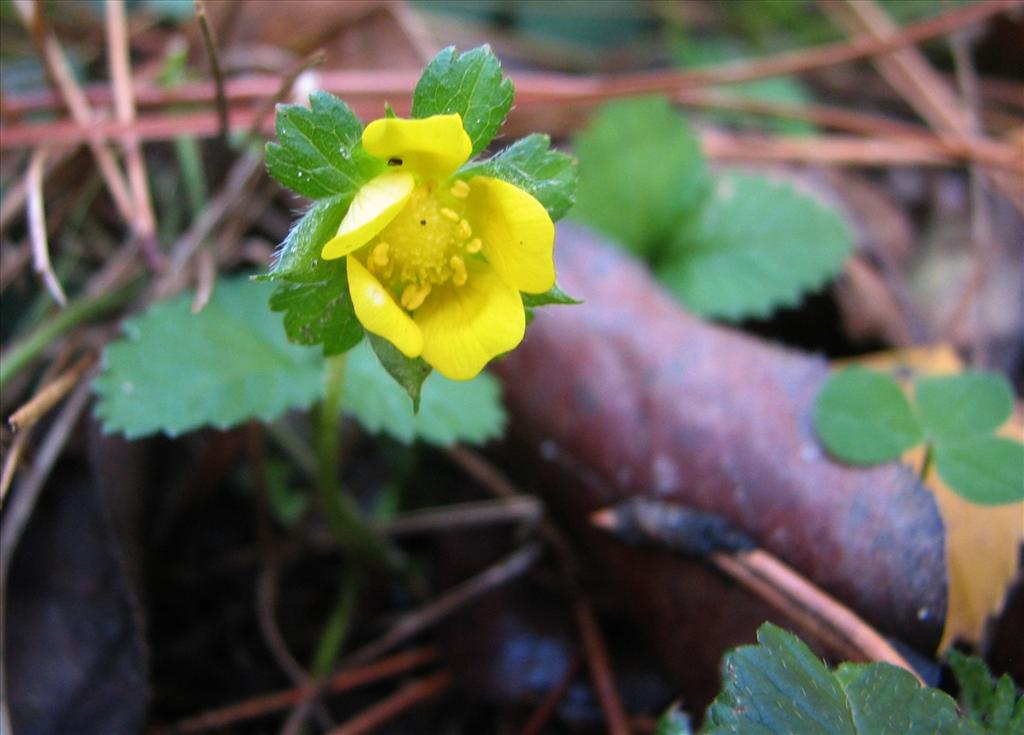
[7,352,96,433]
[26,147,67,306]
[194,0,229,144]
[325,671,453,735]
[574,599,632,735]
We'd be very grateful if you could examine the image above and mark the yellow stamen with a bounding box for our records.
[466,237,482,254]
[372,241,390,266]
[458,219,473,239]
[401,283,430,311]
[450,255,467,286]
[450,180,470,198]
[440,207,460,222]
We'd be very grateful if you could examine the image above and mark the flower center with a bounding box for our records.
[365,179,482,311]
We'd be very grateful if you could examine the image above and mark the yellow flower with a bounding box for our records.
[320,113,555,380]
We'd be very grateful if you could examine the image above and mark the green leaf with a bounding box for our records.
[948,650,1024,733]
[266,91,382,199]
[933,437,1024,506]
[411,45,514,157]
[915,372,1014,443]
[521,283,582,307]
[459,134,578,220]
[93,277,324,439]
[703,623,972,735]
[813,367,923,464]
[655,705,693,735]
[259,196,348,282]
[660,175,852,319]
[345,340,505,446]
[268,263,363,357]
[571,96,710,258]
[367,333,432,412]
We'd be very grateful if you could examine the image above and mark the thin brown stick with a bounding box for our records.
[0,146,74,236]
[0,432,29,508]
[518,657,581,735]
[712,550,923,683]
[26,147,67,306]
[325,671,452,735]
[8,352,95,432]
[154,647,438,735]
[10,0,135,227]
[373,496,541,537]
[194,0,229,144]
[573,599,631,735]
[105,0,162,267]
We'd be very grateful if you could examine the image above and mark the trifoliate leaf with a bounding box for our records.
[259,196,348,283]
[460,134,578,220]
[915,373,1014,443]
[660,175,852,319]
[934,438,1024,506]
[521,284,582,307]
[345,340,505,446]
[947,650,1023,734]
[813,367,923,464]
[703,624,975,735]
[269,262,363,357]
[411,45,514,157]
[571,96,710,259]
[94,277,324,438]
[266,91,382,199]
[368,333,432,412]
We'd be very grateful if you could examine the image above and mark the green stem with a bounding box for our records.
[310,570,361,677]
[919,444,934,483]
[315,354,403,572]
[0,284,136,391]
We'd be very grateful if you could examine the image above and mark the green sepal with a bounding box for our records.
[459,134,578,220]
[522,284,581,307]
[368,333,432,413]
[411,45,514,157]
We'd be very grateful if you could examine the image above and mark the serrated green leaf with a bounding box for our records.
[269,263,363,357]
[459,134,578,220]
[934,437,1024,506]
[915,372,1014,443]
[660,175,852,319]
[411,45,514,157]
[93,277,324,439]
[521,283,582,307]
[703,624,974,735]
[260,196,348,282]
[813,367,923,464]
[571,96,710,258]
[368,333,432,412]
[948,650,1024,733]
[266,91,383,199]
[344,340,505,446]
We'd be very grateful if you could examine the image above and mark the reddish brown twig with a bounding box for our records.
[574,600,632,735]
[325,671,453,735]
[152,647,438,734]
[518,657,581,735]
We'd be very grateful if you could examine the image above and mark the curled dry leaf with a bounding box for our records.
[495,224,947,706]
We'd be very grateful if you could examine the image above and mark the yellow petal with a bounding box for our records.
[465,176,555,294]
[415,266,525,380]
[347,256,423,357]
[363,114,472,180]
[322,172,414,260]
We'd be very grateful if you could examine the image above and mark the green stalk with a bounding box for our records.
[310,570,361,677]
[0,284,136,391]
[315,354,403,572]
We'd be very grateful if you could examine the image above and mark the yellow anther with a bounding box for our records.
[450,255,467,286]
[372,241,390,266]
[450,180,470,198]
[401,283,430,311]
[466,237,482,254]
[458,219,473,239]
[440,207,460,222]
